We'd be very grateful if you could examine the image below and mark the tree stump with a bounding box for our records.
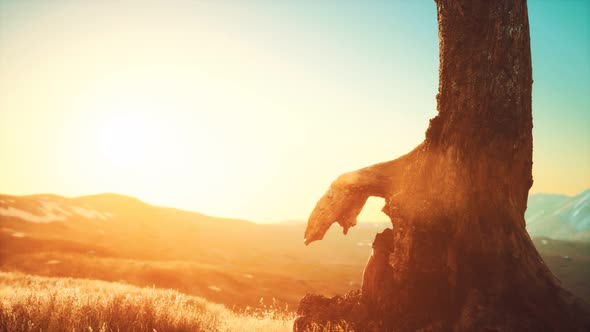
[295,1,590,331]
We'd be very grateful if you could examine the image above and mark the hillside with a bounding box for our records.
[0,193,376,309]
[1,192,589,309]
[526,190,590,242]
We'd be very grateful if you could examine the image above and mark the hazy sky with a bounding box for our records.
[1,1,589,223]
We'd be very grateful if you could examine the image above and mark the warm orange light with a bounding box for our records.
[98,113,153,170]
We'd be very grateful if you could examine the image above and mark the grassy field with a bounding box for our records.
[0,194,377,309]
[1,193,588,332]
[0,271,295,332]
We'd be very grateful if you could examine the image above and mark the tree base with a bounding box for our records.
[294,230,590,332]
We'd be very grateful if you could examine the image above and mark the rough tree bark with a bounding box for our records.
[295,1,590,331]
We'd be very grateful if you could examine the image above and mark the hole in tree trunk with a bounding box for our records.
[357,197,389,224]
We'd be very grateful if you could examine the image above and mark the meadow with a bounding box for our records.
[1,194,588,331]
[0,271,295,332]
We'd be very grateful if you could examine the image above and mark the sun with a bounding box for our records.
[89,91,174,172]
[98,113,153,169]
[67,82,271,216]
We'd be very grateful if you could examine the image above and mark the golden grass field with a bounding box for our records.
[0,271,296,332]
[1,194,588,331]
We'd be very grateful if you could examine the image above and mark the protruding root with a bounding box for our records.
[304,183,369,245]
[303,154,411,245]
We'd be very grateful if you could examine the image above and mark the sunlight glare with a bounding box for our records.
[98,113,152,169]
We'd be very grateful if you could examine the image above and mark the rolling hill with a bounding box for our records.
[1,192,589,309]
[526,190,590,242]
[0,193,377,309]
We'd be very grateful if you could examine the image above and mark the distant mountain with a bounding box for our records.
[0,193,376,308]
[526,189,590,242]
[1,192,589,307]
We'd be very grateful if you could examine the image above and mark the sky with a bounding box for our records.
[0,1,589,223]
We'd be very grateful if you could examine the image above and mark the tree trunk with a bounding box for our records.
[295,1,590,331]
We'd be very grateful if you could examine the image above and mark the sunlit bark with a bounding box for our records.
[296,1,590,331]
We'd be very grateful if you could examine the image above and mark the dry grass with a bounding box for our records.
[0,271,295,332]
